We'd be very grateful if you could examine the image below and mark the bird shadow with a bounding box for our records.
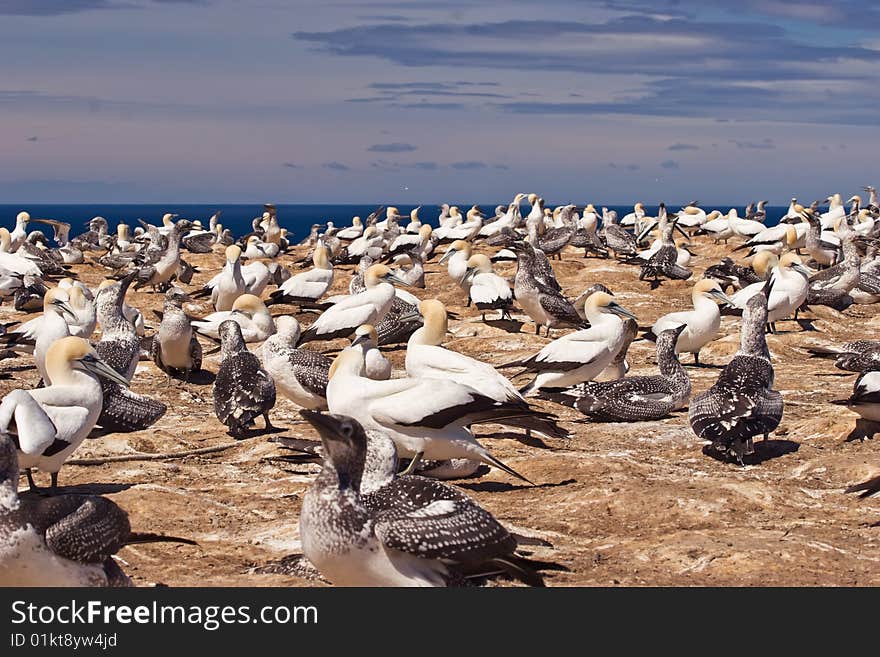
[685,362,724,369]
[20,482,135,497]
[702,439,799,466]
[484,318,525,334]
[459,478,576,493]
[487,430,553,449]
[793,318,819,332]
[229,424,287,440]
[175,369,215,386]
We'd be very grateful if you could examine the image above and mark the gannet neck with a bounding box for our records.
[329,348,366,380]
[410,299,447,346]
[313,245,331,270]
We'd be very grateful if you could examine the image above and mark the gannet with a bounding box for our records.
[151,287,202,382]
[349,324,391,380]
[404,206,423,234]
[463,254,513,321]
[676,204,708,230]
[8,212,31,251]
[729,253,810,330]
[802,210,840,266]
[336,216,364,241]
[689,278,782,464]
[621,202,646,229]
[540,324,691,422]
[807,340,880,373]
[268,243,334,307]
[242,235,280,260]
[600,207,638,257]
[0,288,75,382]
[536,205,578,260]
[131,219,191,292]
[442,206,484,242]
[260,317,330,410]
[71,216,109,251]
[503,292,637,395]
[820,193,845,230]
[696,211,734,243]
[439,240,474,301]
[298,411,546,587]
[512,241,584,335]
[733,223,800,257]
[831,370,880,441]
[156,213,178,236]
[346,226,383,261]
[593,317,637,382]
[11,275,46,313]
[0,336,129,492]
[478,194,526,238]
[298,265,405,343]
[639,216,692,283]
[192,293,275,343]
[389,251,425,289]
[327,349,544,481]
[727,209,765,240]
[213,320,276,437]
[646,279,733,365]
[0,229,42,277]
[207,245,246,311]
[386,224,432,260]
[96,279,143,337]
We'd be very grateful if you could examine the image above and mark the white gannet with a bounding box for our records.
[820,193,845,230]
[298,264,406,343]
[386,223,432,259]
[729,252,811,329]
[478,193,526,238]
[346,226,383,260]
[405,206,422,233]
[349,324,391,380]
[212,320,276,437]
[689,278,782,464]
[151,287,202,382]
[621,202,646,229]
[327,349,541,481]
[733,223,800,257]
[438,240,474,300]
[676,204,708,230]
[243,235,280,260]
[32,289,76,382]
[0,336,129,492]
[646,279,734,365]
[727,209,766,240]
[268,243,334,307]
[0,228,42,277]
[336,216,364,241]
[696,211,734,243]
[442,206,484,242]
[206,245,246,311]
[192,293,275,343]
[464,254,513,321]
[9,212,31,251]
[260,316,331,410]
[298,411,546,587]
[502,292,637,395]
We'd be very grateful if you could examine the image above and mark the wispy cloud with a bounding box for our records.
[667,142,698,151]
[729,138,775,150]
[322,161,350,171]
[281,162,300,169]
[450,161,489,170]
[367,142,417,153]
[660,159,680,169]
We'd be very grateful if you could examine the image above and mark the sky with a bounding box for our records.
[1,0,878,204]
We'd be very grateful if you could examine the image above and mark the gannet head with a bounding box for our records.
[231,293,267,317]
[43,287,75,320]
[439,239,471,264]
[162,213,176,226]
[165,286,190,307]
[751,251,779,278]
[363,226,377,239]
[450,206,461,218]
[410,206,421,221]
[117,223,129,239]
[329,348,365,380]
[225,244,242,264]
[467,206,484,221]
[66,285,90,311]
[352,216,362,227]
[351,324,379,349]
[0,228,10,250]
[657,323,689,352]
[846,195,862,206]
[694,278,733,306]
[364,264,408,288]
[48,336,129,387]
[779,252,811,278]
[218,319,247,354]
[584,203,596,214]
[705,210,721,221]
[386,207,399,218]
[465,253,493,277]
[412,299,447,345]
[418,224,433,240]
[585,291,637,321]
[16,211,30,225]
[299,410,367,481]
[274,315,302,344]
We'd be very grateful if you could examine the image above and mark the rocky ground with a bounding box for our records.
[2,238,879,587]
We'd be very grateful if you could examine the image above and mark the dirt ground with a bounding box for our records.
[3,237,879,587]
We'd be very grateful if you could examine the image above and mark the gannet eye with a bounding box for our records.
[340,422,354,439]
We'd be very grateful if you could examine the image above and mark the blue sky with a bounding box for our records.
[1,0,878,203]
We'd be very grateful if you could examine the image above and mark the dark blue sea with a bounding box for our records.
[0,204,788,240]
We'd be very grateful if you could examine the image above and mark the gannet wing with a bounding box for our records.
[0,389,59,456]
[288,350,332,398]
[524,337,607,372]
[370,380,491,428]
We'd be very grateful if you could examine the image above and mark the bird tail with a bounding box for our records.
[667,264,693,280]
[533,388,577,408]
[806,346,842,359]
[190,287,211,300]
[639,327,658,342]
[496,414,569,440]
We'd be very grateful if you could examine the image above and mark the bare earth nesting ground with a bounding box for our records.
[2,239,879,586]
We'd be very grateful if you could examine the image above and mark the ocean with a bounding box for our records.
[0,203,788,240]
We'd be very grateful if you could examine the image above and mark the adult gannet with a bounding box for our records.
[327,349,544,481]
[151,287,202,383]
[820,193,846,230]
[336,216,364,241]
[192,293,275,343]
[346,226,383,261]
[439,240,474,300]
[689,278,782,464]
[404,206,422,233]
[386,224,432,260]
[298,265,406,344]
[479,194,527,238]
[207,245,245,311]
[511,241,584,335]
[696,211,734,243]
[388,251,425,289]
[260,317,331,410]
[0,336,129,492]
[729,253,811,330]
[156,213,178,236]
[733,223,800,257]
[268,243,334,307]
[0,229,42,277]
[646,279,733,365]
[502,292,637,395]
[28,289,76,382]
[676,204,708,230]
[213,320,276,437]
[464,254,513,321]
[727,209,766,240]
[349,324,391,380]
[242,235,280,260]
[621,202,647,229]
[539,324,691,422]
[8,212,31,251]
[441,206,484,242]
[298,412,546,587]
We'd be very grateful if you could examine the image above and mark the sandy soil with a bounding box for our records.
[2,239,879,587]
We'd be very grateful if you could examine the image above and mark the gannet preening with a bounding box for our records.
[93,275,166,432]
[12,275,47,313]
[130,219,191,292]
[242,235,280,260]
[831,371,880,442]
[298,265,406,344]
[704,256,766,290]
[386,223,431,260]
[348,324,391,380]
[807,340,880,372]
[213,320,276,438]
[502,292,637,395]
[729,252,810,331]
[0,337,129,493]
[298,412,547,587]
[8,212,31,251]
[512,241,584,335]
[192,293,275,343]
[539,324,691,422]
[463,254,513,321]
[260,317,330,410]
[696,211,733,243]
[689,278,783,464]
[645,279,733,365]
[151,287,202,382]
[0,432,195,586]
[268,243,334,307]
[676,204,708,230]
[388,250,425,289]
[327,349,549,482]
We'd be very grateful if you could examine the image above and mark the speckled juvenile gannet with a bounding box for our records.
[502,292,637,395]
[298,265,406,343]
[268,243,334,307]
[260,316,330,410]
[213,320,276,437]
[0,337,129,492]
[646,279,733,365]
[600,207,638,257]
[464,254,513,321]
[132,219,191,292]
[151,287,202,382]
[192,293,275,343]
[298,411,546,587]
[689,278,783,464]
[539,324,691,422]
[327,349,541,482]
[511,241,584,335]
[0,432,195,586]
[807,340,880,372]
[729,252,810,330]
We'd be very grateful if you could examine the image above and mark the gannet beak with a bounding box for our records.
[438,249,455,264]
[385,272,410,287]
[793,263,812,278]
[300,410,349,446]
[636,222,657,242]
[674,223,690,240]
[608,301,637,321]
[398,308,422,323]
[82,354,129,387]
[710,289,735,306]
[54,300,76,321]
